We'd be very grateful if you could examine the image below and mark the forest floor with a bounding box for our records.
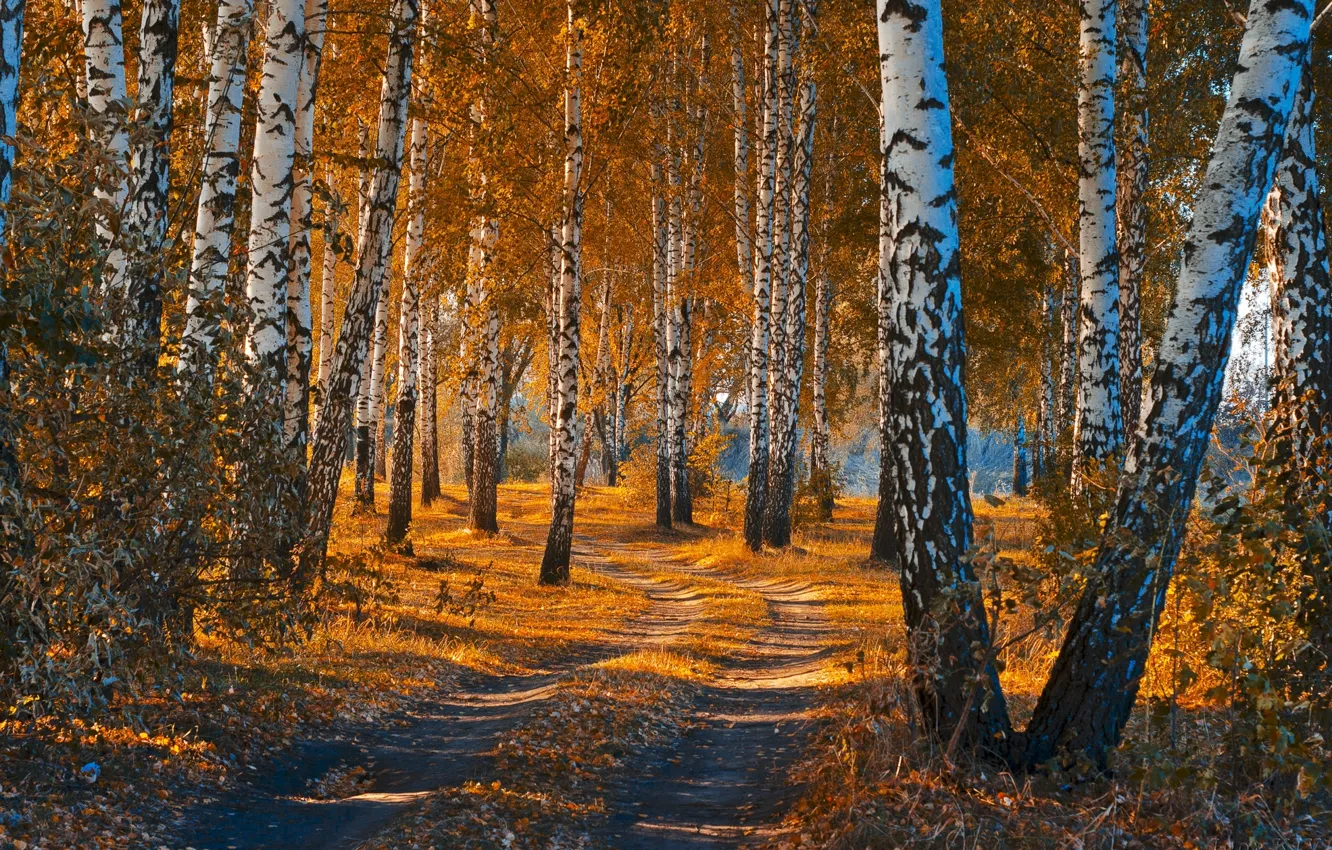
[6,479,1321,849]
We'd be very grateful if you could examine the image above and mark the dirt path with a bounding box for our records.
[592,544,834,848]
[178,542,705,850]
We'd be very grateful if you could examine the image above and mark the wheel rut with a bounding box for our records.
[591,541,835,849]
[176,539,705,850]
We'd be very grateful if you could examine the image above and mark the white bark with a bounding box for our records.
[285,0,330,456]
[541,3,583,581]
[180,0,252,380]
[80,0,128,288]
[731,2,751,294]
[243,0,305,391]
[316,170,341,415]
[1072,0,1122,472]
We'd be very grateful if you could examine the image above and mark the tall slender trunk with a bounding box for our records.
[419,295,440,505]
[1072,0,1122,484]
[1036,278,1057,479]
[763,46,816,548]
[1012,415,1029,496]
[1270,53,1332,646]
[578,275,612,488]
[179,0,252,381]
[869,137,896,564]
[1117,0,1147,452]
[369,269,390,482]
[743,0,778,551]
[243,0,305,420]
[466,0,500,534]
[666,125,689,523]
[315,171,341,423]
[0,0,25,507]
[877,0,1010,748]
[1058,251,1078,467]
[81,0,129,291]
[545,223,560,485]
[1021,0,1312,769]
[731,1,751,294]
[460,280,477,497]
[652,156,672,528]
[298,0,418,584]
[285,0,330,475]
[810,142,833,522]
[354,125,377,504]
[540,3,583,584]
[386,113,426,544]
[123,0,179,375]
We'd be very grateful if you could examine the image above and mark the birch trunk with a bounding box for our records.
[386,113,427,544]
[460,279,477,498]
[1271,55,1331,466]
[540,3,583,583]
[1036,279,1057,479]
[1117,0,1147,452]
[316,172,341,421]
[545,222,560,486]
[419,296,441,505]
[299,0,418,583]
[243,0,305,410]
[810,147,833,522]
[179,0,252,381]
[81,0,129,290]
[0,0,24,501]
[123,0,179,374]
[652,158,673,528]
[731,1,751,294]
[285,0,330,472]
[1022,0,1312,768]
[877,0,1010,747]
[1012,415,1029,496]
[1072,0,1122,482]
[354,124,376,504]
[869,137,896,564]
[743,0,779,551]
[466,0,500,534]
[666,130,688,524]
[763,59,815,549]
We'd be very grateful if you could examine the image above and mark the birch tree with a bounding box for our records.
[243,0,305,408]
[1021,0,1313,767]
[80,0,129,291]
[179,0,252,381]
[763,25,815,549]
[316,172,342,421]
[877,0,1010,747]
[869,139,895,564]
[386,112,427,544]
[730,1,750,294]
[743,0,778,552]
[419,296,441,506]
[300,0,418,582]
[1072,0,1122,480]
[0,0,24,500]
[122,0,180,373]
[809,147,833,521]
[652,154,672,528]
[1116,0,1147,450]
[285,0,331,470]
[540,2,583,584]
[466,0,500,535]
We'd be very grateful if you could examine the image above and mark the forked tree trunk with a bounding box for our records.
[1021,0,1313,769]
[877,0,1010,748]
[386,113,427,544]
[1072,0,1122,485]
[81,0,129,291]
[299,0,418,583]
[764,54,815,549]
[179,0,251,381]
[419,297,441,506]
[123,0,179,376]
[284,0,330,475]
[1117,0,1147,453]
[540,4,583,584]
[743,0,778,551]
